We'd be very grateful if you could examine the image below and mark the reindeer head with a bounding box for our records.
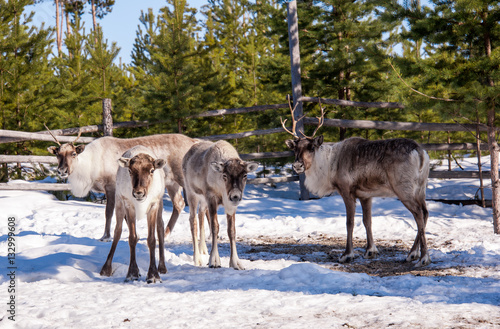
[282,96,325,174]
[118,153,166,202]
[210,159,258,205]
[47,128,84,178]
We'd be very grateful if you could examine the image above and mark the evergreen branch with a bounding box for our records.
[388,60,459,102]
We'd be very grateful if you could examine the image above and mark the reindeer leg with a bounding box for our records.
[360,198,379,259]
[100,186,116,242]
[146,205,161,283]
[400,198,430,266]
[227,212,244,270]
[188,194,202,266]
[198,203,209,255]
[415,202,430,267]
[156,199,167,275]
[339,193,357,263]
[100,199,124,276]
[164,183,184,238]
[125,208,140,282]
[208,202,221,268]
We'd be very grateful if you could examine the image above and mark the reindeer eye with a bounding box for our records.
[72,152,77,157]
[243,174,247,180]
[222,174,228,181]
[150,168,155,174]
[128,169,132,175]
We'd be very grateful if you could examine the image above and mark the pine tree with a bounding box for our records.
[132,0,212,134]
[397,0,500,232]
[0,0,53,179]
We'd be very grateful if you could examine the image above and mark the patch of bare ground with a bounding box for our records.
[240,235,485,278]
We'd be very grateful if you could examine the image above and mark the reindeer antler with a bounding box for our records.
[281,94,305,138]
[44,123,61,146]
[72,128,82,144]
[308,98,325,139]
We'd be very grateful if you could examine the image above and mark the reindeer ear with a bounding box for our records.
[75,144,85,154]
[210,161,224,173]
[313,135,324,148]
[47,146,59,155]
[285,139,297,150]
[245,162,259,173]
[154,159,166,170]
[118,157,131,168]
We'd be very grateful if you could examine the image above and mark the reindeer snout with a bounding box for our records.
[292,162,305,174]
[229,191,242,204]
[57,168,69,178]
[133,190,146,201]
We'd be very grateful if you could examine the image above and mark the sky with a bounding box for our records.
[27,0,207,65]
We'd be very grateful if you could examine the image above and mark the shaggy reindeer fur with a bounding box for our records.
[182,140,258,270]
[100,146,166,283]
[48,134,199,241]
[286,136,431,267]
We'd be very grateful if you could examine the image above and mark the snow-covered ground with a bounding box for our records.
[1,155,499,328]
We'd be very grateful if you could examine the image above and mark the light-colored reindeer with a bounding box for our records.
[47,132,203,241]
[100,145,167,283]
[282,101,431,267]
[182,140,258,270]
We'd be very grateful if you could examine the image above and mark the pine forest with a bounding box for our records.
[1,0,499,179]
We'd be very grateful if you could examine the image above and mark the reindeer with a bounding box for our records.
[47,132,203,241]
[100,146,167,282]
[182,140,258,270]
[282,99,431,267]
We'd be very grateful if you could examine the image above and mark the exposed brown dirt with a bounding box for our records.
[239,234,482,278]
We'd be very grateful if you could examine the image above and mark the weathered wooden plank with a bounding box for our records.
[429,171,493,179]
[300,96,405,109]
[201,127,286,141]
[240,151,294,160]
[303,117,492,132]
[0,183,71,191]
[0,129,95,143]
[0,155,57,164]
[189,103,289,118]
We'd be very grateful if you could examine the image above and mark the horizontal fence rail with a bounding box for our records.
[300,96,405,109]
[0,170,494,191]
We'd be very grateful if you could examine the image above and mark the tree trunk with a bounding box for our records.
[55,0,62,57]
[91,0,97,31]
[102,98,113,137]
[487,105,500,233]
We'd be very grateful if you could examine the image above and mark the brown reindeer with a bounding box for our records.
[100,146,167,283]
[47,133,204,241]
[182,140,258,270]
[283,100,431,267]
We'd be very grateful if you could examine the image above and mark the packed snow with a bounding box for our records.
[1,155,499,328]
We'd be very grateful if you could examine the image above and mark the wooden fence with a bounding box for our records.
[0,96,495,194]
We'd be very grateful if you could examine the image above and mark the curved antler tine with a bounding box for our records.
[280,117,296,136]
[310,98,325,139]
[44,123,61,146]
[72,128,82,144]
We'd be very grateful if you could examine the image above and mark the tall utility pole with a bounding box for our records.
[287,1,310,200]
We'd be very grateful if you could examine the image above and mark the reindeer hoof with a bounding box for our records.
[339,253,355,263]
[125,275,140,282]
[406,251,421,262]
[415,254,431,268]
[364,250,379,259]
[99,265,112,277]
[99,235,112,242]
[146,275,162,284]
[209,264,222,269]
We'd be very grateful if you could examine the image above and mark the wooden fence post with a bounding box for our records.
[287,0,310,201]
[102,98,113,137]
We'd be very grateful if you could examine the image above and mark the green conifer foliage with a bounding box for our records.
[0,0,53,162]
